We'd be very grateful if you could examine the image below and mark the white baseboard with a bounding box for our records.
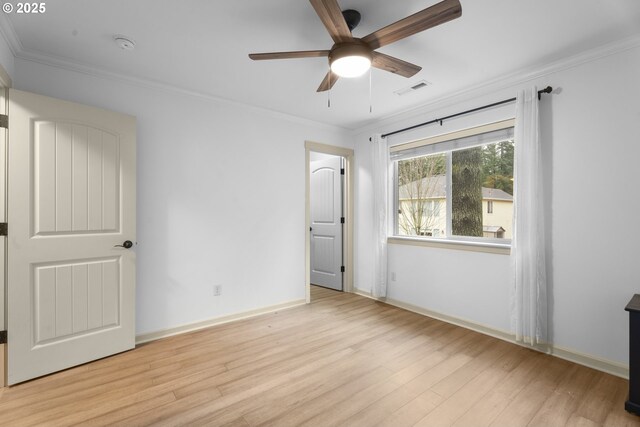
[353,289,628,379]
[135,299,307,345]
[549,345,628,379]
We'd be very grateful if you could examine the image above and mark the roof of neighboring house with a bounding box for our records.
[482,187,513,201]
[398,175,513,201]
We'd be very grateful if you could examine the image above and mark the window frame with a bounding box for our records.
[391,119,515,250]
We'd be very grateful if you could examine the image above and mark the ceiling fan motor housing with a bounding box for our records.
[329,39,372,63]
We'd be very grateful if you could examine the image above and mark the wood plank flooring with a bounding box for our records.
[1,285,638,426]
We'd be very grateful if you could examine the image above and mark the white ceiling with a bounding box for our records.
[4,0,640,129]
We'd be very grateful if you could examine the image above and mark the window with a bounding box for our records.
[392,120,515,243]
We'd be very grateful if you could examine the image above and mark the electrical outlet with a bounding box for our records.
[214,285,222,296]
[391,272,396,282]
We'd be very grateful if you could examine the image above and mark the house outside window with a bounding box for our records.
[392,119,515,243]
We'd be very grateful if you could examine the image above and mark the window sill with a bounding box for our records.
[388,236,511,255]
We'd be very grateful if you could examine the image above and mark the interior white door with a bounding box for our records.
[310,156,343,291]
[7,89,136,385]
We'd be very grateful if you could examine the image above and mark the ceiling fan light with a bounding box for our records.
[329,41,373,78]
[331,55,371,78]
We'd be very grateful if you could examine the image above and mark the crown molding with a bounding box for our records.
[351,33,640,136]
[0,12,23,55]
[16,49,351,133]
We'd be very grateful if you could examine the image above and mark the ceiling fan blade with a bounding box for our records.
[362,0,462,50]
[317,71,339,92]
[309,0,353,43]
[371,52,422,78]
[249,50,330,60]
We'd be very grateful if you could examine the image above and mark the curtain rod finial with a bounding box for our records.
[538,86,553,100]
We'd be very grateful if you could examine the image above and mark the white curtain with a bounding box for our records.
[372,134,388,298]
[511,87,548,346]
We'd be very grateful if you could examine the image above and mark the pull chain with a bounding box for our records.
[328,67,331,108]
[369,68,372,113]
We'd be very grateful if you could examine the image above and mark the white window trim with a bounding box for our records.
[391,118,515,250]
[388,236,511,255]
[390,119,515,154]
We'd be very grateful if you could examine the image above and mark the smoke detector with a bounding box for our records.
[114,35,136,51]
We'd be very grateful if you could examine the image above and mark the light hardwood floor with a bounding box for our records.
[1,285,638,426]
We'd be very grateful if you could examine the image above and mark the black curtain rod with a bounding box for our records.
[376,86,553,140]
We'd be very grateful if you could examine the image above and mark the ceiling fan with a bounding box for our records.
[249,0,462,92]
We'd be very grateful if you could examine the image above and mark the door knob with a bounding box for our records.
[115,240,133,249]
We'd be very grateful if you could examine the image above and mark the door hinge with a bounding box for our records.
[0,222,7,236]
[340,217,345,224]
[0,331,6,344]
[340,266,345,273]
[340,168,345,175]
[0,114,7,129]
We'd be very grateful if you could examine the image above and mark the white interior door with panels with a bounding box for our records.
[310,155,343,291]
[7,89,136,385]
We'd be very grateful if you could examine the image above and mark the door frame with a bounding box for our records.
[0,64,10,387]
[305,141,354,303]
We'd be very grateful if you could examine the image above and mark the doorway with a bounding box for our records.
[304,141,354,303]
[310,152,343,292]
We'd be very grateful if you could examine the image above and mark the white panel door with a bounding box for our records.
[7,89,136,385]
[310,156,343,291]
